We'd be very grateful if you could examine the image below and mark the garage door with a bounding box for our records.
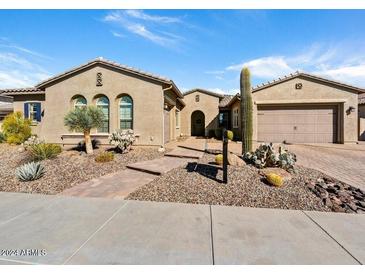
[257,105,337,143]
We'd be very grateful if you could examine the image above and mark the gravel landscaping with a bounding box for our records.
[127,153,355,212]
[0,143,165,195]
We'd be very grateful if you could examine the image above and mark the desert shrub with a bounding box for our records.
[215,154,223,165]
[244,143,296,172]
[23,135,44,149]
[208,129,215,138]
[15,161,45,182]
[76,139,100,151]
[0,132,5,143]
[29,143,62,161]
[95,151,114,163]
[2,112,32,144]
[214,128,223,139]
[109,129,136,153]
[265,173,284,187]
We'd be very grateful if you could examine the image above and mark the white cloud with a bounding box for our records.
[226,56,293,79]
[125,10,181,24]
[110,31,125,38]
[0,45,51,89]
[224,43,365,87]
[104,10,183,49]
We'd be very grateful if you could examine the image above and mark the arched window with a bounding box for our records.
[74,96,87,109]
[96,96,109,133]
[119,95,133,129]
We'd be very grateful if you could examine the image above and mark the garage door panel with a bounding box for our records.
[257,105,337,144]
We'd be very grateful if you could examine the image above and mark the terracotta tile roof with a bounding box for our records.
[0,87,44,95]
[252,71,365,93]
[183,88,225,98]
[359,93,365,105]
[36,57,183,98]
[218,95,235,108]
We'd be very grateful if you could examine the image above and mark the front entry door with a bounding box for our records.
[191,110,205,136]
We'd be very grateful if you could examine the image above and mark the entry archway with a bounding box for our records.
[191,110,205,136]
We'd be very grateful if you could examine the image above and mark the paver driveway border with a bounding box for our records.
[0,192,364,265]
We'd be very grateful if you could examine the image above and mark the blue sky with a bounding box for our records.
[1,10,365,94]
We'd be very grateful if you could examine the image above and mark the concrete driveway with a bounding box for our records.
[288,144,365,191]
[0,192,364,265]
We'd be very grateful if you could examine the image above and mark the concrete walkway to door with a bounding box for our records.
[61,140,205,199]
[0,192,364,265]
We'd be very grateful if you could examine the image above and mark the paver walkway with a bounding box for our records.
[61,145,204,199]
[288,144,365,191]
[0,192,364,265]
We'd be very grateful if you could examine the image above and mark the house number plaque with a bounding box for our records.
[96,72,103,86]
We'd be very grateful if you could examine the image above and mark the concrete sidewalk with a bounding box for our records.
[0,192,364,265]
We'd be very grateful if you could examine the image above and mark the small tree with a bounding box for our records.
[240,67,253,154]
[1,111,32,144]
[64,106,104,154]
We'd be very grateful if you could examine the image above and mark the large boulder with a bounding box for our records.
[227,153,246,167]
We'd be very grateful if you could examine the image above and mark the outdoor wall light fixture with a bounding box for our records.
[347,106,356,115]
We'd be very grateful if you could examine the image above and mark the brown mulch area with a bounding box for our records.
[0,144,165,195]
[127,154,332,212]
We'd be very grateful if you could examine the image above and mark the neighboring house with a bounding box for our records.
[0,94,13,130]
[219,72,364,144]
[0,57,184,146]
[359,93,365,141]
[180,89,229,137]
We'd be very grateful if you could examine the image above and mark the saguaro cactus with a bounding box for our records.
[240,67,253,154]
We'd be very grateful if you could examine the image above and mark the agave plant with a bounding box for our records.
[15,162,45,182]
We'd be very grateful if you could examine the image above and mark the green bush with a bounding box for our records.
[95,151,114,163]
[0,132,5,143]
[29,143,62,161]
[1,112,32,144]
[208,129,215,138]
[214,128,223,139]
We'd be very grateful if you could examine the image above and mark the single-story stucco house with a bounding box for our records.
[185,72,364,144]
[0,94,13,129]
[359,93,365,141]
[0,57,184,146]
[1,58,364,146]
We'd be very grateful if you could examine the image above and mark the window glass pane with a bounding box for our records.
[119,96,133,129]
[96,96,109,133]
[74,96,87,108]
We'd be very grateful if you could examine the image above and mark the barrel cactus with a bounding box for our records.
[215,154,223,165]
[266,173,284,187]
[15,162,45,182]
[240,67,253,154]
[226,130,234,141]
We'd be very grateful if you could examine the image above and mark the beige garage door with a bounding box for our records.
[258,105,337,143]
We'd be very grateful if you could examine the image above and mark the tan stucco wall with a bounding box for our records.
[12,65,170,146]
[180,91,220,136]
[12,94,46,137]
[251,77,359,144]
[359,104,365,141]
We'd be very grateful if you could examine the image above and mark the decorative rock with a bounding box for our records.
[348,203,358,212]
[333,205,346,213]
[17,146,25,152]
[227,153,245,167]
[332,196,342,206]
[324,197,333,208]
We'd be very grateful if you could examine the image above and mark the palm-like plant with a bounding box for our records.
[64,106,104,154]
